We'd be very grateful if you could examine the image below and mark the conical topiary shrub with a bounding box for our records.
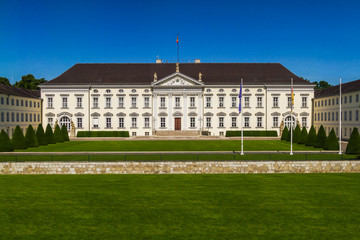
[306,126,317,146]
[298,127,308,144]
[286,126,294,142]
[36,123,47,146]
[54,124,64,143]
[61,124,70,141]
[324,128,339,150]
[314,125,327,148]
[293,125,301,143]
[45,124,56,144]
[281,126,289,140]
[25,125,38,148]
[12,125,27,149]
[346,127,360,154]
[0,130,13,152]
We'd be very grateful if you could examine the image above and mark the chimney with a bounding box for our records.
[156,59,162,64]
[195,59,201,63]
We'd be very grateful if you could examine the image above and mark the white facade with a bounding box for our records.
[41,71,314,137]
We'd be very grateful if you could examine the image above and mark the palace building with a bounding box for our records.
[40,61,314,137]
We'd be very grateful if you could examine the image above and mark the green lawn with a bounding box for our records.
[0,174,359,239]
[17,140,321,152]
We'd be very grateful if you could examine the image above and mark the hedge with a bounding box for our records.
[77,131,130,137]
[45,124,56,144]
[281,126,289,140]
[61,124,70,141]
[324,128,339,150]
[225,131,277,137]
[25,125,39,148]
[346,127,360,154]
[0,130,13,152]
[314,125,327,148]
[306,126,317,146]
[12,125,27,149]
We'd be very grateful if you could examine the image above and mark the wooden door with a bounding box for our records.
[175,118,181,130]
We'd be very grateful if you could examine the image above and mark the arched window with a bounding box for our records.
[284,115,296,129]
[59,116,71,130]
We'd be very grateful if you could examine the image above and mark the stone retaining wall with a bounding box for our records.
[1,161,360,174]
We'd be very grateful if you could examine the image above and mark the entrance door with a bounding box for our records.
[175,118,181,130]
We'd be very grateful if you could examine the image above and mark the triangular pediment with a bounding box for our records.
[151,72,204,87]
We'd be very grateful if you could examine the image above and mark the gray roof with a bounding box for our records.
[0,84,41,99]
[315,79,360,98]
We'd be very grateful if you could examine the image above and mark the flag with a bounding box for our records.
[291,85,294,106]
[238,78,243,113]
[176,35,179,44]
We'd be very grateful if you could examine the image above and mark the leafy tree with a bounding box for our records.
[45,124,56,144]
[293,125,301,143]
[281,126,289,140]
[314,125,327,148]
[346,127,360,154]
[61,124,70,141]
[14,74,46,90]
[54,124,64,143]
[313,80,333,89]
[0,77,10,85]
[12,126,27,149]
[24,125,39,148]
[36,124,47,146]
[306,126,317,146]
[298,127,308,144]
[324,129,339,150]
[0,130,13,152]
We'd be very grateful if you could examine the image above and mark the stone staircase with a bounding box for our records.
[154,130,201,137]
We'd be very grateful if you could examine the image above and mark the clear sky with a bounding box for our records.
[1,0,359,85]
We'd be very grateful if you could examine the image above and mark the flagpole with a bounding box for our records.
[177,34,179,63]
[339,78,342,155]
[290,78,294,155]
[240,78,244,155]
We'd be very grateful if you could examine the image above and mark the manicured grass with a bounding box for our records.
[1,153,359,162]
[0,174,359,239]
[17,140,320,152]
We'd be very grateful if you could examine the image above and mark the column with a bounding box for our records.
[153,94,157,131]
[183,94,187,130]
[198,93,203,130]
[168,94,172,130]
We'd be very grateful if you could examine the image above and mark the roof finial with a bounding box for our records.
[199,72,202,81]
[153,72,157,82]
[176,62,179,73]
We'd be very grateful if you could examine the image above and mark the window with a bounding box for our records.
[93,118,99,128]
[106,118,111,128]
[344,96,347,104]
[219,97,224,107]
[0,112,4,122]
[160,97,166,107]
[349,111,352,121]
[244,117,249,127]
[21,113,24,122]
[257,117,262,127]
[6,98,9,105]
[232,117,237,127]
[325,100,327,106]
[77,118,83,128]
[332,99,335,105]
[6,112,9,121]
[321,100,323,106]
[30,101,32,107]
[321,113,323,121]
[332,112,334,121]
[25,113,28,122]
[273,117,278,127]
[93,97,98,108]
[144,97,150,108]
[118,97,124,108]
[324,112,327,121]
[206,117,211,127]
[37,114,40,122]
[11,99,14,105]
[144,118,150,128]
[336,112,339,121]
[345,128,347,137]
[328,112,330,121]
[33,113,36,122]
[302,97,307,107]
[349,95,352,103]
[344,111,347,121]
[145,132,149,136]
[190,117,195,127]
[232,97,237,108]
[160,118,166,128]
[131,97,137,108]
[175,97,180,107]
[244,97,249,107]
[287,97,292,107]
[328,99,331,106]
[336,98,339,105]
[356,110,359,121]
[119,118,124,128]
[206,97,211,107]
[190,97,195,107]
[77,97,82,108]
[273,97,278,107]
[315,114,317,121]
[0,97,3,104]
[132,132,137,137]
[257,97,262,107]
[132,118,137,127]
[48,118,53,126]
[16,113,19,122]
[48,97,53,108]
[62,97,68,108]
[16,99,19,106]
[302,117,307,127]
[315,102,317,107]
[106,97,111,108]
[219,117,224,127]
[356,94,359,102]
[11,112,15,122]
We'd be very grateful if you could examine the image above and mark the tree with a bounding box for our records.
[346,127,360,154]
[324,129,339,150]
[12,126,27,149]
[54,124,64,143]
[0,130,13,152]
[314,125,327,148]
[298,127,308,144]
[293,125,301,143]
[0,77,10,85]
[36,124,47,146]
[61,124,70,141]
[24,125,39,148]
[45,124,56,144]
[313,80,333,89]
[306,126,317,146]
[14,74,46,90]
[281,126,289,140]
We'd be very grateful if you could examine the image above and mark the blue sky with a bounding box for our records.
[0,0,359,85]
